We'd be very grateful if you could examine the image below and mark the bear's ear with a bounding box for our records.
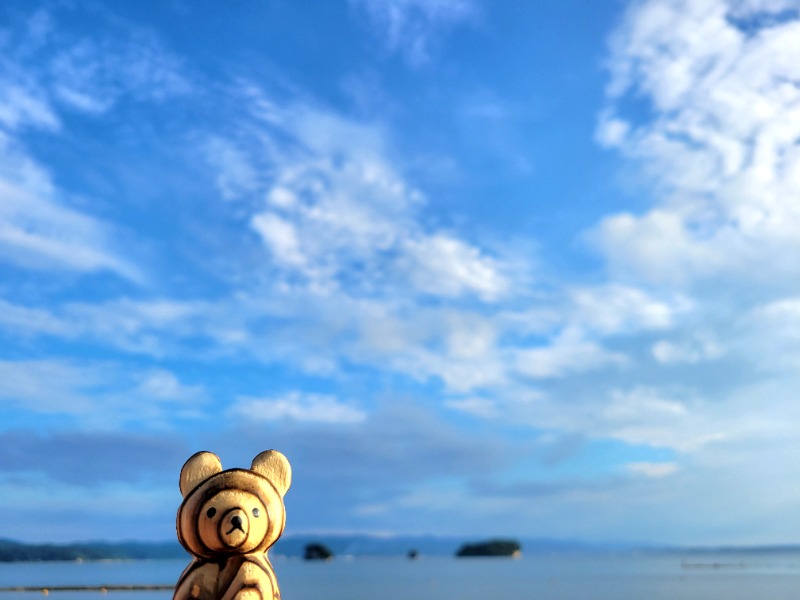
[251,450,292,496]
[179,451,223,497]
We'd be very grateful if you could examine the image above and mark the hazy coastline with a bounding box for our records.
[3,535,799,562]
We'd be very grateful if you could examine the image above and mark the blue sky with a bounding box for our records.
[2,0,800,546]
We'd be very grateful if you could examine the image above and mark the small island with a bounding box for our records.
[303,543,333,560]
[455,539,522,558]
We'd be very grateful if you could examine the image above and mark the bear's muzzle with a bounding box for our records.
[219,508,249,548]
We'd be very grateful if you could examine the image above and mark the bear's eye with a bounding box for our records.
[206,507,217,518]
[252,508,260,518]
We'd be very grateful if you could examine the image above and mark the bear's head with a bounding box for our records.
[176,450,291,559]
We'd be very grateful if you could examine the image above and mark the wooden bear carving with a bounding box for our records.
[174,450,291,600]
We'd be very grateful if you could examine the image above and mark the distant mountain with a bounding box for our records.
[0,534,590,561]
[0,539,186,562]
[0,534,462,562]
[1,535,799,562]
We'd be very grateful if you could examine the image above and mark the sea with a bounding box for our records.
[1,551,799,600]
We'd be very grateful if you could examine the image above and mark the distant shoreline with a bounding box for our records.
[0,539,186,563]
[1,537,799,563]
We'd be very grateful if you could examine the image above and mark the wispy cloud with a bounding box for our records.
[0,7,190,119]
[0,359,207,430]
[202,89,513,303]
[350,0,478,64]
[0,5,190,282]
[202,136,261,201]
[229,392,367,424]
[0,143,141,279]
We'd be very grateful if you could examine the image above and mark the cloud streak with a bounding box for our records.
[350,0,478,64]
[0,359,207,430]
[0,5,190,282]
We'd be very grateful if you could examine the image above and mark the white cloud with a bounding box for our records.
[0,284,643,400]
[230,392,367,424]
[626,461,680,478]
[597,0,800,286]
[593,210,729,284]
[400,234,508,301]
[203,91,515,302]
[514,328,626,379]
[391,347,509,392]
[568,284,688,334]
[251,212,307,268]
[135,369,205,404]
[0,292,503,392]
[652,333,724,364]
[586,0,800,480]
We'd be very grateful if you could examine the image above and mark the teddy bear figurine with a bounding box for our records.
[173,450,291,600]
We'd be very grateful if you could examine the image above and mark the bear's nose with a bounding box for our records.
[226,514,246,535]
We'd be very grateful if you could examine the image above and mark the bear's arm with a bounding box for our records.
[174,561,221,600]
[219,558,278,600]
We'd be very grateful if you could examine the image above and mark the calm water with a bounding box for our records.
[1,552,799,600]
